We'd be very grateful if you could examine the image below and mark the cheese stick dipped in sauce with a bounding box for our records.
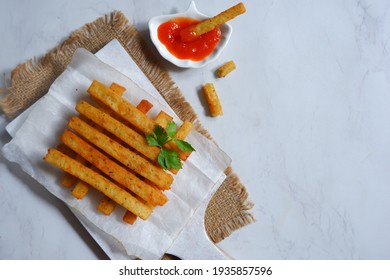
[180,2,246,43]
[158,17,221,61]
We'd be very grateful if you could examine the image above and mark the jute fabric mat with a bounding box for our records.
[0,11,255,254]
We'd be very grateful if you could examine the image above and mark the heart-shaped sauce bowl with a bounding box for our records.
[148,1,232,68]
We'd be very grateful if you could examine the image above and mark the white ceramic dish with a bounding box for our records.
[148,1,232,68]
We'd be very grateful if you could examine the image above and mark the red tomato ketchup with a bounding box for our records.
[157,17,221,61]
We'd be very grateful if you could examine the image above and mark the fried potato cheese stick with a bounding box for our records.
[203,83,223,117]
[61,129,168,206]
[87,80,155,134]
[94,97,154,222]
[87,80,193,165]
[76,100,160,161]
[67,116,173,189]
[217,60,236,78]
[180,2,246,42]
[70,82,126,199]
[44,148,152,220]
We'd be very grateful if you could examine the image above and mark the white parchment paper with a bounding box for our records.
[2,42,231,259]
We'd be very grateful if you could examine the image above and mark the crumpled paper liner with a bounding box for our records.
[2,48,231,259]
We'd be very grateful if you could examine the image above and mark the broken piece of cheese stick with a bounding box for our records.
[61,129,168,206]
[67,116,173,190]
[44,148,152,220]
[97,195,117,215]
[71,181,90,200]
[180,2,246,42]
[123,210,138,225]
[136,99,154,114]
[217,60,236,78]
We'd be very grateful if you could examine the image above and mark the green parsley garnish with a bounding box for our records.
[146,121,195,169]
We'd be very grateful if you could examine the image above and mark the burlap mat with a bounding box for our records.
[0,11,255,254]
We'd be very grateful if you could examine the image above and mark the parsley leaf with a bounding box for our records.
[158,148,182,169]
[153,125,171,146]
[145,134,160,147]
[166,121,177,139]
[146,120,196,169]
[174,139,195,152]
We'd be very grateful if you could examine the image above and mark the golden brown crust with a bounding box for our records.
[87,80,156,134]
[67,116,174,190]
[203,83,223,117]
[61,129,168,206]
[217,60,236,78]
[44,148,153,220]
[76,100,161,161]
[180,2,246,42]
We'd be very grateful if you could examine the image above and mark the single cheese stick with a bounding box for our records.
[109,82,126,95]
[123,210,138,225]
[217,60,236,78]
[71,180,90,200]
[203,83,223,117]
[180,2,246,42]
[136,99,154,114]
[96,196,117,215]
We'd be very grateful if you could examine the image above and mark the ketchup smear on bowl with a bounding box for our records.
[157,17,221,61]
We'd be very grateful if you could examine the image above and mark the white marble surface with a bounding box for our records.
[1,0,390,260]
